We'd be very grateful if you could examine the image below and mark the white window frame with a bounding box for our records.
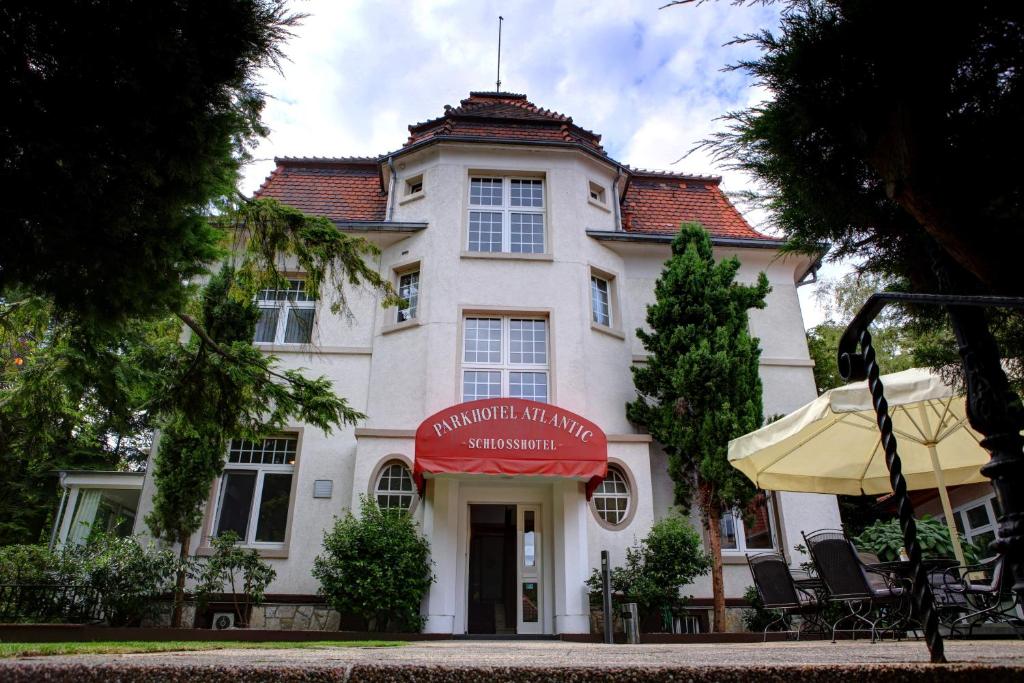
[467,176,546,254]
[373,459,417,512]
[591,274,612,327]
[588,180,607,206]
[212,435,297,548]
[254,278,317,345]
[940,493,1000,551]
[461,315,549,402]
[593,466,631,526]
[720,492,778,553]
[397,269,420,323]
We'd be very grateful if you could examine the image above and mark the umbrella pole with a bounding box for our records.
[929,445,967,568]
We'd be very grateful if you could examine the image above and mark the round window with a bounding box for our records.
[593,466,631,526]
[374,460,416,511]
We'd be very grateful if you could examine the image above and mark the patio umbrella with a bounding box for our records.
[728,368,990,566]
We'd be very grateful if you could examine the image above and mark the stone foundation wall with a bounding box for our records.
[248,604,341,631]
[139,602,341,631]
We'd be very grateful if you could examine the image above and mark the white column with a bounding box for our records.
[552,479,590,634]
[423,478,459,633]
[56,487,81,547]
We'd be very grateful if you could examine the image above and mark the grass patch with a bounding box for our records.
[0,640,405,658]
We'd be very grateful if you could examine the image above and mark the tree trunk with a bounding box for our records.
[705,503,727,633]
[172,533,190,628]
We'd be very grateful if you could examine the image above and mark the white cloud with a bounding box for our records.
[243,0,842,329]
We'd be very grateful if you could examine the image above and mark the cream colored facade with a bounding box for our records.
[134,138,841,634]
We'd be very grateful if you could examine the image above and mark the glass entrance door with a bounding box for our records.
[517,504,541,634]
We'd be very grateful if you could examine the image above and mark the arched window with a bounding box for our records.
[374,460,415,511]
[593,466,631,526]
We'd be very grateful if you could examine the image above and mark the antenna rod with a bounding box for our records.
[496,16,504,91]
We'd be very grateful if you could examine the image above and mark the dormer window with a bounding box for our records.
[467,176,545,254]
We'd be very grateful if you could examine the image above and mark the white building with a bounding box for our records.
[131,91,841,634]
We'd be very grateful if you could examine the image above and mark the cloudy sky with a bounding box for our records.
[242,0,840,327]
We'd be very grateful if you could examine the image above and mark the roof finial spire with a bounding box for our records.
[496,16,504,92]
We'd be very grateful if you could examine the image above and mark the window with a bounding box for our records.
[462,316,548,402]
[405,174,424,196]
[720,491,776,552]
[374,460,415,511]
[593,467,631,526]
[254,279,316,344]
[468,177,545,254]
[214,435,297,546]
[588,180,606,205]
[397,270,419,322]
[940,494,1001,552]
[591,275,611,327]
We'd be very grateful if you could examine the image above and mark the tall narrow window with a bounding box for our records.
[591,275,611,326]
[462,316,549,402]
[254,279,316,344]
[214,435,297,546]
[468,177,545,254]
[719,491,776,552]
[397,270,419,322]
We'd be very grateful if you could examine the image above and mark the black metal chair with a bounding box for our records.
[938,555,1023,638]
[802,529,912,642]
[746,552,823,641]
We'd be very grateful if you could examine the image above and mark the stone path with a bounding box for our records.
[3,639,1023,682]
[6,638,1024,666]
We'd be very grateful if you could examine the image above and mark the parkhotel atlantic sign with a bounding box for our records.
[413,398,608,497]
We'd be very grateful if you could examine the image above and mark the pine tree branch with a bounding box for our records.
[175,312,301,390]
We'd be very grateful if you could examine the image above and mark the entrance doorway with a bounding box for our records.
[467,505,516,634]
[466,503,543,635]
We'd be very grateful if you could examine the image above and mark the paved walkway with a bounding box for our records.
[6,643,1024,667]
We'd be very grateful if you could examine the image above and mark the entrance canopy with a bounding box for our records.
[414,398,608,498]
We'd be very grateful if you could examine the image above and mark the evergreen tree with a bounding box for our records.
[627,223,770,632]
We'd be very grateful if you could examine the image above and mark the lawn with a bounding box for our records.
[0,640,405,658]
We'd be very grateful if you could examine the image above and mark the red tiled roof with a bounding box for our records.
[621,171,770,240]
[255,95,772,242]
[405,92,605,154]
[255,157,386,222]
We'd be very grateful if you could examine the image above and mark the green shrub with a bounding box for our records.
[855,516,979,564]
[741,584,783,632]
[586,515,710,613]
[0,534,178,625]
[0,544,76,584]
[78,534,178,626]
[313,496,433,632]
[194,531,276,628]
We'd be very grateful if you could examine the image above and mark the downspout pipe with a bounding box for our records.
[612,167,624,231]
[386,155,397,221]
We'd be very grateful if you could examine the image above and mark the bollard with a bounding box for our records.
[601,550,613,644]
[621,602,639,644]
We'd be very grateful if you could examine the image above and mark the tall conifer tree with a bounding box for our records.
[627,223,770,631]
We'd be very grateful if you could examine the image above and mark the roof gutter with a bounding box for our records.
[586,229,788,249]
[383,136,628,175]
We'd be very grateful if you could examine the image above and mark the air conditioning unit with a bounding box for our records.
[212,612,236,630]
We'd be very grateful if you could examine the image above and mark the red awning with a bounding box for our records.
[414,398,608,499]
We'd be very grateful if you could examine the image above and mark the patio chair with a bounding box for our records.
[802,529,912,643]
[746,552,824,641]
[939,555,1023,638]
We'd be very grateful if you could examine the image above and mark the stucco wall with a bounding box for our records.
[135,141,839,614]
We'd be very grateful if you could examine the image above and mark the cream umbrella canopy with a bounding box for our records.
[728,367,989,566]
